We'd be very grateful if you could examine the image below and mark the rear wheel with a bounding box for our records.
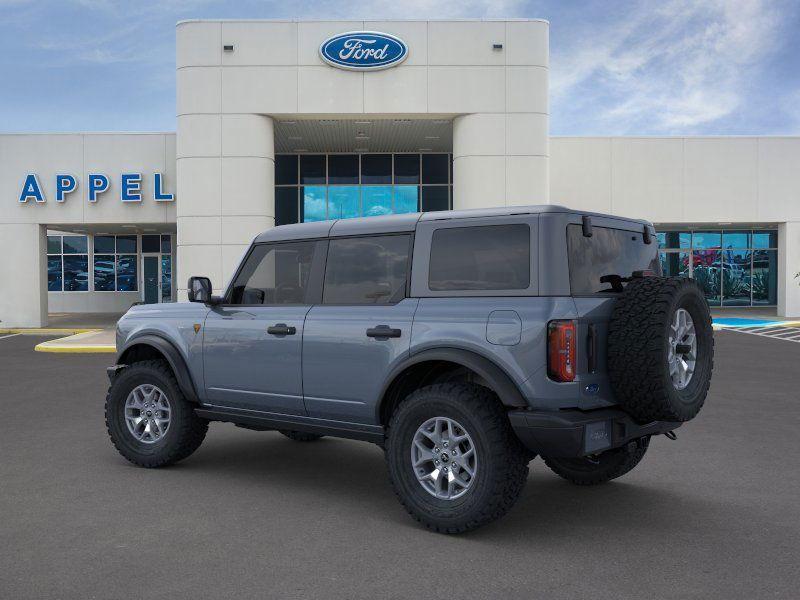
[105,360,208,468]
[543,436,650,486]
[279,430,324,442]
[386,383,529,534]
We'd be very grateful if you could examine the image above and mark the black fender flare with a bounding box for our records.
[378,347,527,419]
[116,334,200,403]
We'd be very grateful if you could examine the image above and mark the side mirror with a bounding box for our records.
[187,276,212,303]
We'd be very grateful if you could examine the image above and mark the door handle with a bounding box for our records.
[366,325,402,339]
[267,323,296,336]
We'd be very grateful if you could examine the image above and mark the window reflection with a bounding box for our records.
[302,186,327,222]
[328,186,360,219]
[276,153,453,224]
[362,186,393,216]
[657,229,777,307]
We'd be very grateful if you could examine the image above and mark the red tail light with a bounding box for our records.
[548,320,576,382]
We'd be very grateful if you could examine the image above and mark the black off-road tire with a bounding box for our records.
[608,276,714,423]
[279,430,324,442]
[543,436,650,486]
[105,360,208,468]
[386,383,529,534]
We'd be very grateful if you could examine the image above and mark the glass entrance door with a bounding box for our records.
[143,256,159,304]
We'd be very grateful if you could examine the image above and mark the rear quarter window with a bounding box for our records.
[567,224,660,294]
[428,224,530,291]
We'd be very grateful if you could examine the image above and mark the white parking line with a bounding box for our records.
[0,333,21,341]
[723,327,800,343]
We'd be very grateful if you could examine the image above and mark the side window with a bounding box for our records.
[229,241,316,305]
[428,224,530,291]
[323,235,410,304]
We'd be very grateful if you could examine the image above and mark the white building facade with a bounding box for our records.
[1,19,798,327]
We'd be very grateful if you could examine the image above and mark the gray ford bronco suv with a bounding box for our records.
[106,205,714,533]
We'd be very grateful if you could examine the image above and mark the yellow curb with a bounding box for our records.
[34,342,116,354]
[0,328,101,335]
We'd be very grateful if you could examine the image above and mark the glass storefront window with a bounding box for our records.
[161,235,172,254]
[94,235,115,253]
[362,186,393,216]
[63,255,89,291]
[47,235,88,292]
[116,255,137,291]
[328,155,358,184]
[361,154,392,184]
[275,154,298,185]
[394,154,420,184]
[142,234,161,253]
[721,249,752,306]
[276,187,299,226]
[161,255,172,301]
[327,186,360,219]
[752,230,778,249]
[421,186,449,212]
[63,235,88,254]
[659,251,690,277]
[722,231,750,249]
[93,255,116,291]
[692,231,721,249]
[657,232,691,249]
[47,235,62,254]
[753,250,778,305]
[394,186,419,214]
[300,155,325,184]
[47,256,62,291]
[657,228,778,307]
[422,154,449,184]
[116,235,137,254]
[278,153,452,224]
[692,250,722,306]
[302,186,326,222]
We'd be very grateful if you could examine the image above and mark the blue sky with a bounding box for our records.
[0,0,798,135]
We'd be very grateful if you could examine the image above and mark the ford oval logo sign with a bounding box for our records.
[319,31,408,71]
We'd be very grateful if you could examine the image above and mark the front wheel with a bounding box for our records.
[105,360,208,468]
[386,383,529,534]
[543,436,650,486]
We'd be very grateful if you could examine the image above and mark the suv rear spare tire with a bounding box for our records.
[607,276,714,423]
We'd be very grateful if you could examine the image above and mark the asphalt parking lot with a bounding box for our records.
[1,331,799,599]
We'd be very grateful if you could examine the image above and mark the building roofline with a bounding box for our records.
[0,131,175,136]
[176,18,549,26]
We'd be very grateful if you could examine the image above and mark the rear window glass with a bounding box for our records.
[428,224,530,291]
[567,224,660,294]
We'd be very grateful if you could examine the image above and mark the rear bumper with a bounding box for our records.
[508,407,681,458]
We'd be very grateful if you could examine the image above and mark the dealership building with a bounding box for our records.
[1,18,799,327]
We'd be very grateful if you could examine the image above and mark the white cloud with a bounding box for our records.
[551,0,791,133]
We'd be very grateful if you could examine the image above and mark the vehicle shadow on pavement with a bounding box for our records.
[111,424,787,549]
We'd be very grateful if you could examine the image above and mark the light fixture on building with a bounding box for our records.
[425,136,440,140]
[419,147,433,152]
[354,147,368,153]
[223,44,235,52]
[280,120,297,125]
[293,148,308,152]
[492,43,503,50]
[393,119,412,124]
[355,120,372,125]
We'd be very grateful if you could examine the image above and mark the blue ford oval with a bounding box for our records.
[319,31,408,71]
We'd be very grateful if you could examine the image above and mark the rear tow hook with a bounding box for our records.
[663,430,678,441]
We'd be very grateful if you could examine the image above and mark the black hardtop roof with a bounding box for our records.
[253,204,652,243]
